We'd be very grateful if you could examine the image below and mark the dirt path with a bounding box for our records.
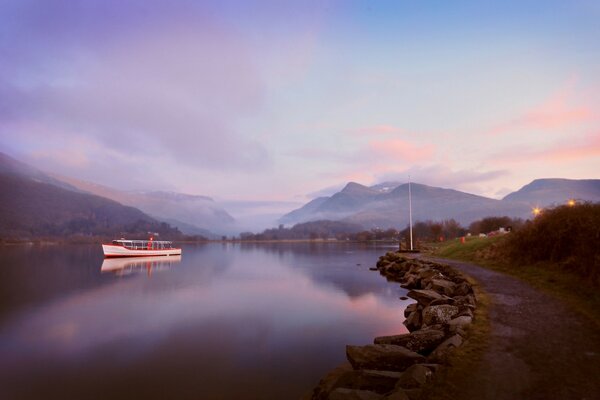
[424,256,600,400]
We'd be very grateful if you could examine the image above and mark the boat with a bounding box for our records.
[102,238,182,258]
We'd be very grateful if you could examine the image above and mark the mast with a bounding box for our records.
[409,176,413,251]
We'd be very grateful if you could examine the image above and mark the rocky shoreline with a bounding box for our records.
[309,251,478,400]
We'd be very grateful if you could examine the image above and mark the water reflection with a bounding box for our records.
[101,255,182,277]
[0,243,410,400]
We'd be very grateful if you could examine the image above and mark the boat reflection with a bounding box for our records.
[101,255,182,277]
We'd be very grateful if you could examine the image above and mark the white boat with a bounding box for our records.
[102,238,182,258]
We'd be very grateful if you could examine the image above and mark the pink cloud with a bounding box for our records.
[493,132,600,164]
[368,138,435,162]
[352,125,404,136]
[489,83,594,136]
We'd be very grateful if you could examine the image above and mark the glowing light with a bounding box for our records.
[532,207,542,216]
[567,199,576,206]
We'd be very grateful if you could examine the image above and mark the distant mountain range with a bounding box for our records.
[0,153,182,239]
[53,175,235,237]
[2,152,598,238]
[280,179,600,229]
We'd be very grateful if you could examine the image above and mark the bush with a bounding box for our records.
[503,203,600,283]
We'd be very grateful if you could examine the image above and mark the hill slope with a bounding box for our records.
[503,178,600,206]
[0,153,182,239]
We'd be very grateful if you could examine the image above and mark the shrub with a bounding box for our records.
[503,203,600,283]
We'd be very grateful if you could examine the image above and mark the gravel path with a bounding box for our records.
[425,256,600,400]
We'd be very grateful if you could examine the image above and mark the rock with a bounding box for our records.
[406,289,443,307]
[430,279,456,296]
[311,363,357,400]
[400,276,417,289]
[352,370,403,394]
[346,345,425,371]
[453,281,472,296]
[404,303,418,318]
[428,334,463,363]
[457,306,474,318]
[428,297,453,306]
[395,364,432,389]
[382,390,409,400]
[374,330,445,354]
[403,310,422,332]
[402,388,423,400]
[328,388,383,400]
[447,316,472,329]
[421,305,459,326]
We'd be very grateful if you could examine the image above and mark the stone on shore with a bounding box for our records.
[310,362,356,400]
[382,390,409,400]
[447,316,472,330]
[374,330,445,354]
[422,304,459,326]
[328,388,383,400]
[346,345,425,371]
[428,334,463,363]
[430,279,456,296]
[403,303,418,318]
[406,289,443,306]
[403,311,422,332]
[395,364,433,389]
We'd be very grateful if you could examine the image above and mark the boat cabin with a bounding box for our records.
[111,239,175,250]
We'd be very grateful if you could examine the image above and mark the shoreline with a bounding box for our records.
[309,251,479,400]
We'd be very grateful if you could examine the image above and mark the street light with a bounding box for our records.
[532,207,542,217]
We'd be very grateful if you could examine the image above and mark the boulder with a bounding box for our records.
[430,279,456,296]
[403,310,422,332]
[453,281,472,296]
[352,370,403,394]
[328,388,383,400]
[406,289,443,307]
[382,390,409,400]
[346,345,425,371]
[428,297,453,306]
[403,303,418,318]
[428,334,463,363]
[311,363,357,400]
[422,305,459,326]
[374,329,445,354]
[395,364,432,389]
[447,316,472,330]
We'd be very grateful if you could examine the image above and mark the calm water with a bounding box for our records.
[0,243,410,399]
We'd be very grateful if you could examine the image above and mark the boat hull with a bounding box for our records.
[102,244,182,258]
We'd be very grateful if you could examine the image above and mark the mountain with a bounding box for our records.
[503,178,600,206]
[282,178,600,229]
[51,175,235,236]
[0,154,182,239]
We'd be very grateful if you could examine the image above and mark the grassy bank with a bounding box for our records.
[432,235,600,327]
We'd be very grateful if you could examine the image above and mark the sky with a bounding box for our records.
[1,0,599,205]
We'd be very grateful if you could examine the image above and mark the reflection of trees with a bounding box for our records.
[237,242,404,300]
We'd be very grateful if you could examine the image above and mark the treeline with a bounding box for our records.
[503,203,600,283]
[238,216,524,242]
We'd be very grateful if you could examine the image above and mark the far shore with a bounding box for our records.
[0,238,403,246]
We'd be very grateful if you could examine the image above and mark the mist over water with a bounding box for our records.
[0,243,410,399]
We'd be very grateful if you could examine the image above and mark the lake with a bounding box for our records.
[0,242,411,399]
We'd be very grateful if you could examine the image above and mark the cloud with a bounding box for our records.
[351,125,404,136]
[368,139,435,163]
[0,3,270,174]
[492,132,600,164]
[488,81,594,136]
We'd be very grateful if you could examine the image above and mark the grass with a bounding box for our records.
[432,236,600,328]
[421,274,491,400]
